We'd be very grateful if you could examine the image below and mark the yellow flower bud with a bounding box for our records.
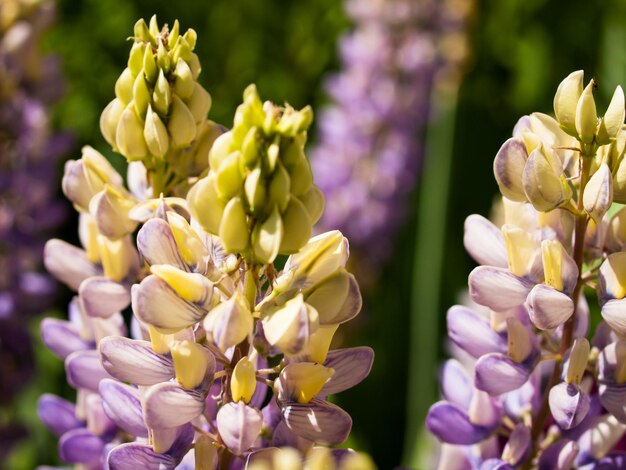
[149,15,160,36]
[133,18,153,44]
[279,197,312,254]
[282,363,334,404]
[97,235,131,282]
[116,104,148,160]
[114,67,134,105]
[304,269,356,324]
[168,95,196,148]
[128,42,145,76]
[598,86,625,144]
[90,184,138,240]
[195,435,218,470]
[156,40,170,73]
[148,324,172,354]
[288,156,313,197]
[262,293,319,356]
[153,69,171,116]
[583,163,613,223]
[541,239,564,291]
[171,340,211,389]
[142,45,157,84]
[169,20,180,48]
[187,82,212,123]
[241,127,260,168]
[244,168,267,214]
[522,145,571,212]
[150,264,212,304]
[132,73,151,117]
[173,58,194,99]
[100,99,124,148]
[216,151,244,200]
[268,162,291,212]
[231,357,257,403]
[575,79,598,144]
[251,208,283,265]
[602,252,626,299]
[219,197,250,253]
[305,447,335,470]
[502,225,538,278]
[209,132,234,170]
[301,324,339,364]
[565,338,590,385]
[553,70,583,136]
[187,174,225,234]
[166,211,208,267]
[144,105,170,158]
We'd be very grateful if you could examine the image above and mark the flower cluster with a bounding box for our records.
[427,71,626,468]
[0,0,71,454]
[38,16,374,469]
[311,0,472,267]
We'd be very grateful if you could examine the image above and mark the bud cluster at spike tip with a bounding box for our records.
[426,71,626,469]
[0,0,72,457]
[311,0,473,270]
[38,15,376,469]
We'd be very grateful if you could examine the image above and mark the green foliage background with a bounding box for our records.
[7,0,626,468]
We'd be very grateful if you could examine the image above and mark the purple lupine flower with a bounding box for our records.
[0,0,72,457]
[427,71,626,468]
[311,0,472,268]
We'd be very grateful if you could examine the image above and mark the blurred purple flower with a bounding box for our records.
[311,0,472,267]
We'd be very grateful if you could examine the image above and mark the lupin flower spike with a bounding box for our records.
[39,14,376,469]
[427,71,626,468]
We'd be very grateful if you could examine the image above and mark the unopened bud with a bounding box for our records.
[219,196,249,253]
[150,264,212,305]
[299,185,325,226]
[262,293,318,355]
[153,69,171,116]
[522,145,571,211]
[583,163,613,223]
[598,86,625,144]
[171,340,212,389]
[566,338,590,384]
[575,79,598,144]
[507,317,533,363]
[173,58,194,99]
[100,99,124,148]
[168,95,196,148]
[114,67,134,105]
[493,138,528,201]
[554,70,584,137]
[116,104,148,160]
[251,208,283,265]
[187,174,225,234]
[231,357,257,403]
[144,105,170,158]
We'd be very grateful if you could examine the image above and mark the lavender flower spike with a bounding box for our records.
[426,71,626,468]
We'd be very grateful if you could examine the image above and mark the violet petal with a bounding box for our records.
[549,382,590,430]
[426,401,493,445]
[527,284,574,330]
[463,214,508,268]
[44,239,99,291]
[99,379,147,437]
[136,218,187,270]
[40,318,91,359]
[37,394,81,437]
[282,398,352,445]
[58,428,104,464]
[320,346,374,395]
[107,443,176,469]
[79,277,130,318]
[468,266,534,311]
[142,382,205,429]
[474,353,531,395]
[447,305,507,358]
[216,401,263,456]
[65,350,113,392]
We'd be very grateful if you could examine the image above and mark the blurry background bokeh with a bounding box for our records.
[2,0,625,467]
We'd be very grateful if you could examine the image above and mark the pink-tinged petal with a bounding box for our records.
[90,188,138,240]
[142,382,205,429]
[99,336,174,385]
[426,401,495,445]
[136,218,187,270]
[601,298,626,336]
[440,360,473,409]
[40,318,92,359]
[493,137,528,202]
[320,347,374,395]
[216,401,263,455]
[99,379,147,437]
[502,424,531,466]
[282,398,352,445]
[468,266,534,311]
[65,350,113,392]
[79,277,130,318]
[272,419,313,450]
[549,382,590,430]
[437,444,474,470]
[464,215,508,268]
[447,306,507,358]
[37,394,81,437]
[62,159,92,211]
[474,353,531,395]
[132,276,206,333]
[107,443,176,469]
[527,284,574,330]
[559,249,579,295]
[59,428,104,464]
[538,440,579,470]
[44,239,99,291]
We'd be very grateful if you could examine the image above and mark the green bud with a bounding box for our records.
[598,86,625,145]
[553,70,583,137]
[288,156,313,196]
[187,82,212,123]
[132,73,151,117]
[100,99,124,148]
[144,105,169,158]
[114,67,134,105]
[252,208,283,264]
[157,41,171,73]
[244,168,266,214]
[188,53,201,79]
[173,58,194,99]
[153,69,171,116]
[169,20,180,48]
[269,162,290,212]
[266,139,280,173]
[215,151,244,200]
[279,197,311,253]
[149,15,160,36]
[116,104,148,160]
[142,46,157,84]
[168,95,196,148]
[128,42,146,76]
[219,197,249,253]
[187,174,225,234]
[299,185,325,225]
[183,28,197,50]
[133,18,153,43]
[575,79,598,144]
[611,138,626,203]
